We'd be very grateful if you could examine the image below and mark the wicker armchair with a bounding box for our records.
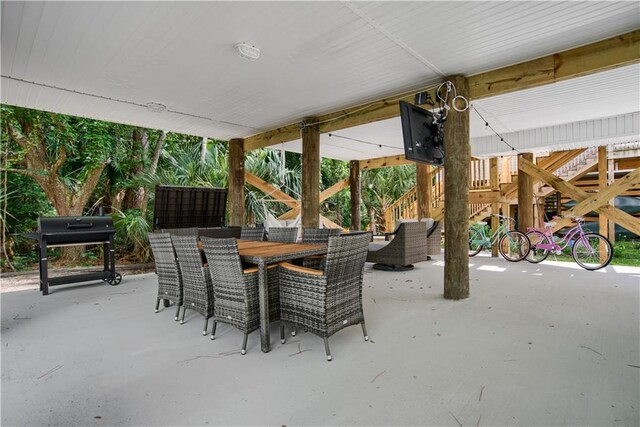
[148,232,183,320]
[240,227,265,241]
[171,235,215,336]
[278,233,371,361]
[366,221,429,271]
[267,227,298,243]
[201,237,279,355]
[421,219,441,256]
[301,227,341,269]
[161,227,199,237]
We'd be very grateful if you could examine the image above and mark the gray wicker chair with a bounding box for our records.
[240,227,265,241]
[201,237,279,355]
[267,227,298,243]
[421,219,441,256]
[148,232,183,320]
[278,233,371,361]
[161,227,198,236]
[301,227,341,269]
[171,235,215,336]
[366,221,429,271]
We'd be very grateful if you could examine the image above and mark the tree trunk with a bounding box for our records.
[122,128,148,211]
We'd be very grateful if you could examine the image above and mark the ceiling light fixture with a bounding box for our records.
[146,102,166,113]
[235,43,261,61]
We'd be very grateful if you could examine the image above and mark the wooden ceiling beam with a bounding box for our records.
[359,154,414,170]
[243,30,639,153]
[469,30,639,99]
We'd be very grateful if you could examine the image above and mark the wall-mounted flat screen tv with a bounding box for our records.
[399,100,444,166]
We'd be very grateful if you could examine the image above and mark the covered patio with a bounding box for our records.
[2,2,640,425]
[2,256,639,426]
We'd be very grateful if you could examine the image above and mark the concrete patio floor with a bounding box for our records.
[2,254,639,426]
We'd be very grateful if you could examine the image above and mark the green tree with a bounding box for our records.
[2,105,119,261]
[361,165,416,232]
[320,158,350,228]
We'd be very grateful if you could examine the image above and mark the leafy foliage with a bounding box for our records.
[361,165,416,232]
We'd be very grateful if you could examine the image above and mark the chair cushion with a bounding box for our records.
[368,241,389,252]
[394,218,418,232]
[420,218,434,229]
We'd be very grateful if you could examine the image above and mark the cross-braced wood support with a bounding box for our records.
[518,158,640,236]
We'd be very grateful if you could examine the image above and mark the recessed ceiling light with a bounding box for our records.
[235,43,261,61]
[146,102,166,113]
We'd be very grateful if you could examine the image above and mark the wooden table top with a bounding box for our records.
[236,240,325,257]
[197,239,326,261]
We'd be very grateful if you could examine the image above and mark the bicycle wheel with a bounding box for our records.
[468,229,484,257]
[525,230,550,263]
[571,233,613,271]
[498,231,530,262]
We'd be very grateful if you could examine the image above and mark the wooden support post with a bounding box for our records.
[598,146,610,261]
[228,138,245,226]
[608,158,616,244]
[517,153,534,233]
[349,160,361,231]
[598,146,608,240]
[443,75,470,300]
[499,157,511,184]
[416,164,432,218]
[302,119,320,228]
[490,157,499,257]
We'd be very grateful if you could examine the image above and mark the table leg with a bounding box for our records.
[258,260,271,352]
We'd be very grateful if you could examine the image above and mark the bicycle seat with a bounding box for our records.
[544,222,556,227]
[476,221,487,225]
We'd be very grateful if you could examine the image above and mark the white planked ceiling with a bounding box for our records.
[280,63,640,160]
[1,1,639,159]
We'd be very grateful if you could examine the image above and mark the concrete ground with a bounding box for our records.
[1,254,639,426]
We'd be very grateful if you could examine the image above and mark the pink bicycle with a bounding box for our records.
[525,215,613,271]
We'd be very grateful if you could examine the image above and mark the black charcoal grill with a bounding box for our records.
[24,216,121,295]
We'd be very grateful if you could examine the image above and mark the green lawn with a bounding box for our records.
[540,240,639,267]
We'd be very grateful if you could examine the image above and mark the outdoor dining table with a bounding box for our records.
[200,239,327,353]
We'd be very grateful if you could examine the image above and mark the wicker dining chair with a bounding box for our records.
[267,227,298,243]
[170,235,215,336]
[148,232,183,320]
[161,227,199,237]
[201,237,279,355]
[301,227,341,269]
[240,227,265,241]
[278,233,371,361]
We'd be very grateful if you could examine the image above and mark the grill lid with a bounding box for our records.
[27,216,116,245]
